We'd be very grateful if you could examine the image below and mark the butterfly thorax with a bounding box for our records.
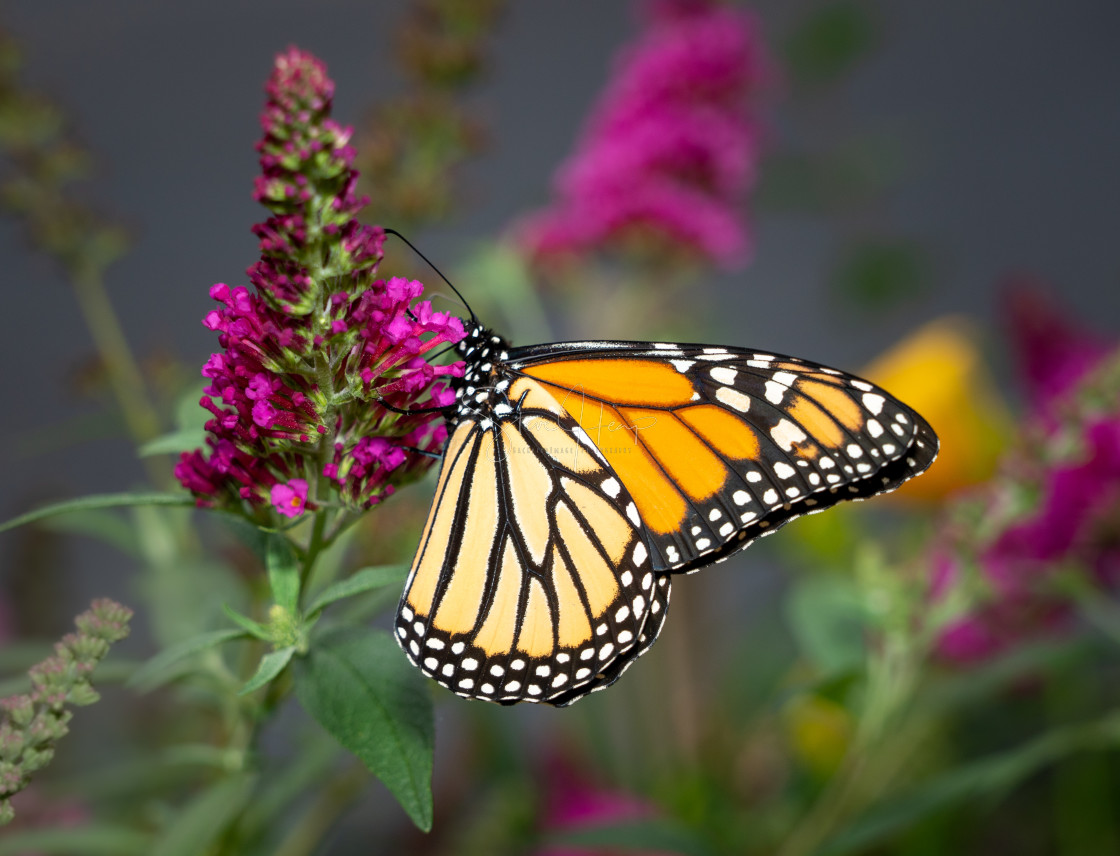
[449,324,513,426]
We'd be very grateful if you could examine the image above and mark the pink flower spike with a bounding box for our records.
[271,479,309,518]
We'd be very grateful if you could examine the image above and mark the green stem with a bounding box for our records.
[777,636,920,856]
[70,265,162,446]
[271,763,368,856]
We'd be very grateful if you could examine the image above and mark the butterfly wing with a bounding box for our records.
[396,387,671,706]
[506,341,938,572]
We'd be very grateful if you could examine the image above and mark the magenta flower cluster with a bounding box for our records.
[516,0,769,268]
[176,48,464,518]
[934,285,1120,663]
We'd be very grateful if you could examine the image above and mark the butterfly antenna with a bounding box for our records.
[383,228,478,325]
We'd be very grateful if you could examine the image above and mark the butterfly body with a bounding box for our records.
[396,324,938,706]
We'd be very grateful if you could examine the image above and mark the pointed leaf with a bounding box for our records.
[306,565,409,617]
[150,773,256,856]
[138,429,207,458]
[239,646,296,695]
[128,629,247,691]
[266,533,301,613]
[0,825,150,855]
[293,627,434,831]
[40,509,140,555]
[223,603,271,640]
[786,574,867,675]
[0,492,192,534]
[551,819,714,856]
[822,711,1120,855]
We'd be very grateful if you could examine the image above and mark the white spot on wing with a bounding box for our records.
[710,366,738,385]
[772,419,808,451]
[716,387,751,412]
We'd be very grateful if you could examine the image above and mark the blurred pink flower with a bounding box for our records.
[515,0,770,269]
[1002,276,1112,417]
[934,287,1120,663]
[537,756,674,856]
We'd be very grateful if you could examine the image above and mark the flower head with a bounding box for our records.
[515,0,770,269]
[175,48,464,518]
[931,292,1120,663]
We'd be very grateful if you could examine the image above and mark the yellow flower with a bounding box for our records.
[784,693,853,778]
[862,317,1010,504]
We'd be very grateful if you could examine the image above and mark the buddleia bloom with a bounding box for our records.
[515,0,770,268]
[0,600,131,825]
[175,48,464,520]
[932,286,1120,663]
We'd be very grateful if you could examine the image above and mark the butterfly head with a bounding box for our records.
[454,324,512,387]
[447,324,513,424]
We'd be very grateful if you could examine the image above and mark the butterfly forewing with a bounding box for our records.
[397,380,672,705]
[506,342,938,573]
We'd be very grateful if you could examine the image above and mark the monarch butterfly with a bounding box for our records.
[388,236,938,706]
[394,322,938,707]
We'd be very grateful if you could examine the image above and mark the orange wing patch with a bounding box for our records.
[786,394,845,448]
[525,359,695,407]
[619,407,727,502]
[568,399,688,534]
[796,379,864,433]
[679,405,762,461]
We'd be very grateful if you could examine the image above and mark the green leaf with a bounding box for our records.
[822,711,1120,855]
[293,626,434,831]
[0,826,150,855]
[238,730,341,842]
[39,509,140,555]
[138,385,209,458]
[786,574,867,675]
[222,604,271,640]
[785,1,878,87]
[150,773,256,856]
[128,628,247,691]
[307,565,409,617]
[832,239,931,312]
[550,819,714,856]
[0,492,192,534]
[266,533,301,614]
[239,646,296,695]
[138,429,207,458]
[219,514,271,565]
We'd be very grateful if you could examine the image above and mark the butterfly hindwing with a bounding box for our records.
[506,341,938,573]
[397,381,672,706]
